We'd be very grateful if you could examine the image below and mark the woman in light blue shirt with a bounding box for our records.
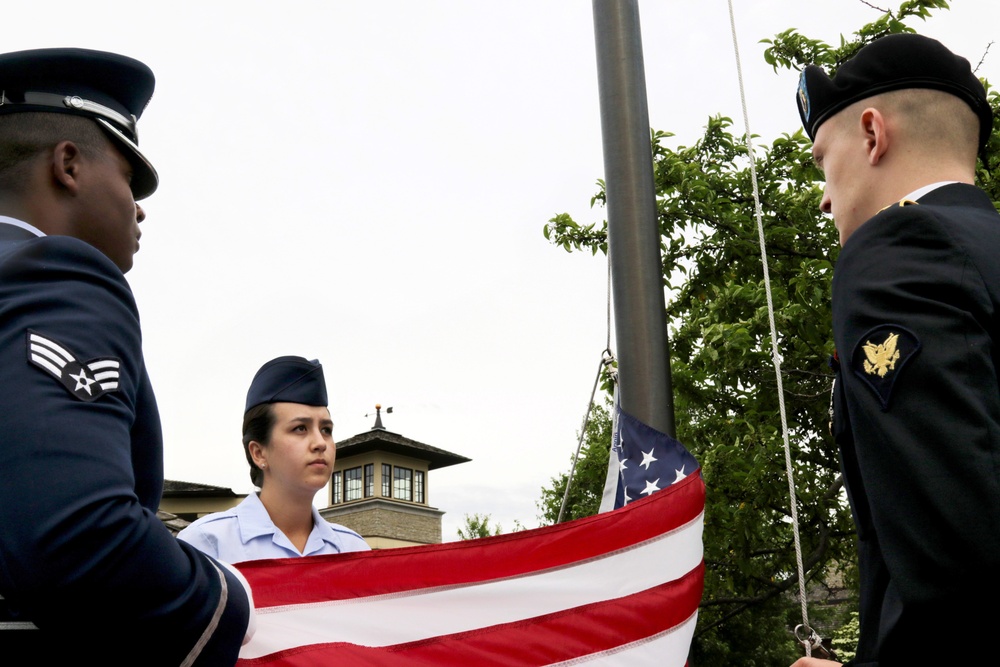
[178,356,370,562]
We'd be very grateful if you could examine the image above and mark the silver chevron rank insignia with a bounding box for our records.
[26,330,121,402]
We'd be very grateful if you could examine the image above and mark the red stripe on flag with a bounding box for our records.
[237,562,704,667]
[237,470,704,607]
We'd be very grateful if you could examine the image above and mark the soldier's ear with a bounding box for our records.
[860,107,890,166]
[50,140,82,195]
[248,440,268,469]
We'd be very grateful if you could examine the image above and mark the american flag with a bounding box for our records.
[235,408,704,665]
[600,403,701,512]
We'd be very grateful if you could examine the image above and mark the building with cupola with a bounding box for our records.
[319,405,470,549]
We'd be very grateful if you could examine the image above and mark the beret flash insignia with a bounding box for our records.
[26,330,122,402]
[851,325,920,411]
[797,70,811,121]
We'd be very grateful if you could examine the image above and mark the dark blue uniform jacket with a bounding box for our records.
[0,223,249,665]
[832,183,1000,665]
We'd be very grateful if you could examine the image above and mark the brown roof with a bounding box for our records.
[162,479,240,498]
[157,509,191,535]
[337,429,471,470]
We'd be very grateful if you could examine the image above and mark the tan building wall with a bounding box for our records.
[321,498,444,546]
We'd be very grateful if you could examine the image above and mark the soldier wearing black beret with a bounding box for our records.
[792,34,1000,666]
[0,49,252,664]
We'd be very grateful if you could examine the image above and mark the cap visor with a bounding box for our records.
[95,118,158,200]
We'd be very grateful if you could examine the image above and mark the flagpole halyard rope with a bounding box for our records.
[726,0,813,656]
[557,252,616,524]
[562,6,815,652]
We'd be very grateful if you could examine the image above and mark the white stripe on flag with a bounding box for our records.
[240,511,703,659]
[546,611,699,666]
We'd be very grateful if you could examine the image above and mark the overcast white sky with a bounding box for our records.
[7,1,998,541]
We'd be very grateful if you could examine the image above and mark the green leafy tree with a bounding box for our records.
[457,513,527,540]
[456,513,503,540]
[540,1,997,664]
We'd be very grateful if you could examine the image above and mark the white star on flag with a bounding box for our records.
[641,478,661,496]
[640,449,658,470]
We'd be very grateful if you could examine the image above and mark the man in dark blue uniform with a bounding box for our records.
[0,49,252,665]
[791,35,1000,666]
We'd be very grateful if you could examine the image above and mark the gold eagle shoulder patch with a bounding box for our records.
[851,325,920,411]
[862,332,900,377]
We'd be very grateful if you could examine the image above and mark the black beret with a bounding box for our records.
[0,47,158,199]
[245,356,328,413]
[797,33,993,151]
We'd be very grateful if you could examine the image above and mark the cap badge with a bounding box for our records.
[851,325,920,411]
[26,330,121,402]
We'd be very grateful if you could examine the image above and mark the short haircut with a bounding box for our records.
[242,403,276,488]
[0,112,110,191]
[880,88,980,163]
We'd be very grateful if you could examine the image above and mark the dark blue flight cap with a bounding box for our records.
[245,356,328,413]
[0,47,158,199]
[797,33,993,152]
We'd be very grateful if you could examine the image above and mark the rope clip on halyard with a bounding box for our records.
[794,624,838,661]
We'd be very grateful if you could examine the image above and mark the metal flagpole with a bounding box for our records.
[592,0,675,437]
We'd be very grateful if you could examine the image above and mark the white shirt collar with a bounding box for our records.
[236,491,342,555]
[0,216,45,237]
[904,181,959,202]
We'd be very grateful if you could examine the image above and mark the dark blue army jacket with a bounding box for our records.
[0,221,249,665]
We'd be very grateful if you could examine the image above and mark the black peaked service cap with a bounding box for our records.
[796,33,993,152]
[0,47,158,199]
[245,356,328,414]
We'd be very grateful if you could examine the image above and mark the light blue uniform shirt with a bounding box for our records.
[177,492,369,562]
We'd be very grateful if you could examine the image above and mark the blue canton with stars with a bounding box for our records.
[610,406,700,509]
